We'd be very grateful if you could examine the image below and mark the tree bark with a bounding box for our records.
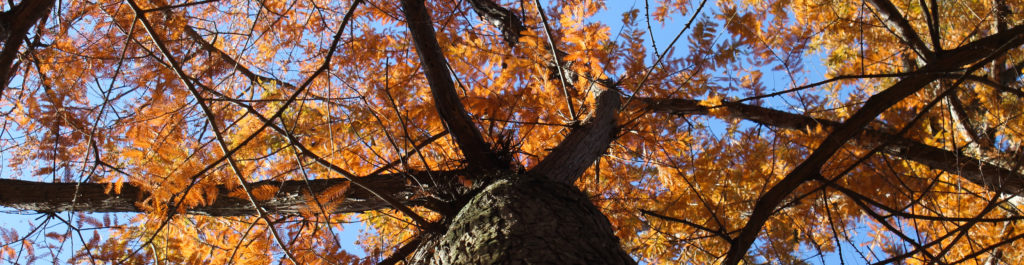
[0,0,55,97]
[0,172,441,216]
[402,0,505,172]
[530,84,621,184]
[408,173,636,265]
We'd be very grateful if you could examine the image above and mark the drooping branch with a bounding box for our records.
[0,171,446,216]
[640,97,1024,197]
[401,0,504,172]
[0,0,55,98]
[722,22,1024,265]
[529,84,621,184]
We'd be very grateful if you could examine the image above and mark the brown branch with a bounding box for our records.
[998,58,1024,85]
[529,84,620,184]
[0,0,55,98]
[401,0,504,171]
[195,81,440,228]
[127,0,306,261]
[532,0,577,120]
[0,172,445,216]
[129,0,437,236]
[865,0,933,61]
[869,189,1006,265]
[465,0,524,47]
[958,74,1024,98]
[994,0,1013,84]
[946,94,994,147]
[721,22,1024,265]
[639,209,729,240]
[641,97,1024,197]
[822,177,1024,223]
[140,0,218,13]
[377,236,422,265]
[368,131,449,176]
[184,27,296,89]
[949,233,1024,264]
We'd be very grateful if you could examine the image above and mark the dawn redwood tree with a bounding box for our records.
[2,0,1024,264]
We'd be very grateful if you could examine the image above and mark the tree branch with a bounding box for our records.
[183,26,297,89]
[0,171,448,216]
[532,0,577,120]
[0,0,55,98]
[865,0,933,61]
[946,94,994,147]
[721,22,1024,264]
[377,236,423,265]
[465,0,524,47]
[998,58,1024,85]
[401,0,504,172]
[640,97,1024,197]
[529,84,621,184]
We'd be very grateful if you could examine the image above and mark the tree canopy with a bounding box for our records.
[2,0,1024,263]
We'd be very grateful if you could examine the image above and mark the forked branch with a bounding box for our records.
[865,0,934,61]
[723,22,1024,265]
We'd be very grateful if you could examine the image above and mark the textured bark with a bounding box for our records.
[0,172,439,216]
[530,85,621,184]
[409,174,636,265]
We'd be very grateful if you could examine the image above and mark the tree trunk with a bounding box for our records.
[408,174,636,265]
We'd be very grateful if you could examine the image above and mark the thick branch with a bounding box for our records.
[0,172,446,216]
[866,0,933,61]
[529,85,621,184]
[466,0,524,47]
[722,23,1024,264]
[641,97,1024,196]
[0,0,55,97]
[401,0,504,171]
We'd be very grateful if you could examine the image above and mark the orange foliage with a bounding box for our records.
[0,0,1023,264]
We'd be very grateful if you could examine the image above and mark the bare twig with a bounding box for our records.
[532,0,577,120]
